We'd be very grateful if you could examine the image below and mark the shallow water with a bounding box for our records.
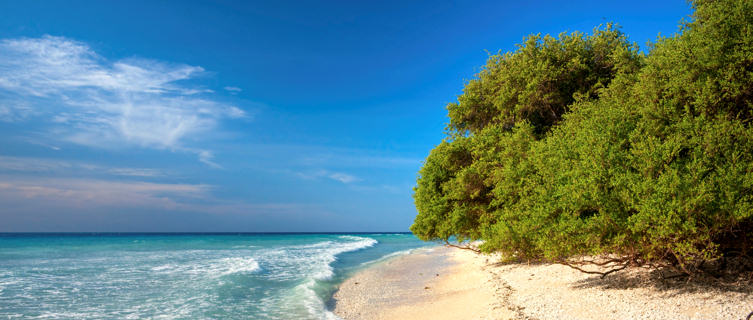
[0,233,433,319]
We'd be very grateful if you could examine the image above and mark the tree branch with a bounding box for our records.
[444,240,481,253]
[556,258,631,278]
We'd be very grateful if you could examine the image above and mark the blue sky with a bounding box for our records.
[0,1,691,232]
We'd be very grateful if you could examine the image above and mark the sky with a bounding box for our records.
[0,0,692,232]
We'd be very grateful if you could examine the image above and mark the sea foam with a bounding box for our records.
[0,233,427,320]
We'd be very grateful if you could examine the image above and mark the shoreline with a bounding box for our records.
[332,246,752,320]
[332,246,512,320]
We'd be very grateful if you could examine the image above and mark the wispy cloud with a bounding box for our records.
[0,156,73,172]
[296,169,360,184]
[0,155,164,177]
[327,172,358,183]
[0,35,247,164]
[0,100,36,122]
[0,177,209,209]
[0,174,315,217]
[197,150,221,169]
[106,168,164,177]
[224,86,242,94]
[296,152,421,168]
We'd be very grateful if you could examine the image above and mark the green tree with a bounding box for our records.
[446,23,641,136]
[412,24,641,246]
[414,0,753,275]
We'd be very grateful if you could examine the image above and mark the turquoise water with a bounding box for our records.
[0,233,433,319]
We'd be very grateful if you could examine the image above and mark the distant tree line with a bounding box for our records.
[411,0,753,276]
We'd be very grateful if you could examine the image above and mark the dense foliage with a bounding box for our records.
[411,0,753,275]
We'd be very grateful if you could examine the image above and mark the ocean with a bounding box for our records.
[0,233,433,319]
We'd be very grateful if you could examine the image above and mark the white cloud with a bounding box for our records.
[0,36,201,96]
[0,175,315,216]
[0,156,73,172]
[226,106,246,118]
[296,169,360,184]
[328,172,358,183]
[107,168,164,177]
[0,177,209,209]
[224,86,242,93]
[197,150,222,169]
[0,35,247,165]
[0,100,36,122]
[0,155,164,177]
[296,151,421,168]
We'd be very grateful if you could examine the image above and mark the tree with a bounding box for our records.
[413,24,640,248]
[446,23,641,137]
[414,0,753,276]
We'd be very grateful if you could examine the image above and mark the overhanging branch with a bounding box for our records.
[444,240,481,253]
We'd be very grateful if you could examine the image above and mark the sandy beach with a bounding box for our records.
[333,246,753,320]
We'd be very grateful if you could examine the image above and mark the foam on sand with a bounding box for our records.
[256,235,378,319]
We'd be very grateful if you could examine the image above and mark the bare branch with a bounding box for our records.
[444,240,481,253]
[556,259,630,278]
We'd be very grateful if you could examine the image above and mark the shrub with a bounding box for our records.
[413,0,753,275]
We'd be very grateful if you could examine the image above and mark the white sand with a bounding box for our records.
[333,246,512,320]
[333,246,753,320]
